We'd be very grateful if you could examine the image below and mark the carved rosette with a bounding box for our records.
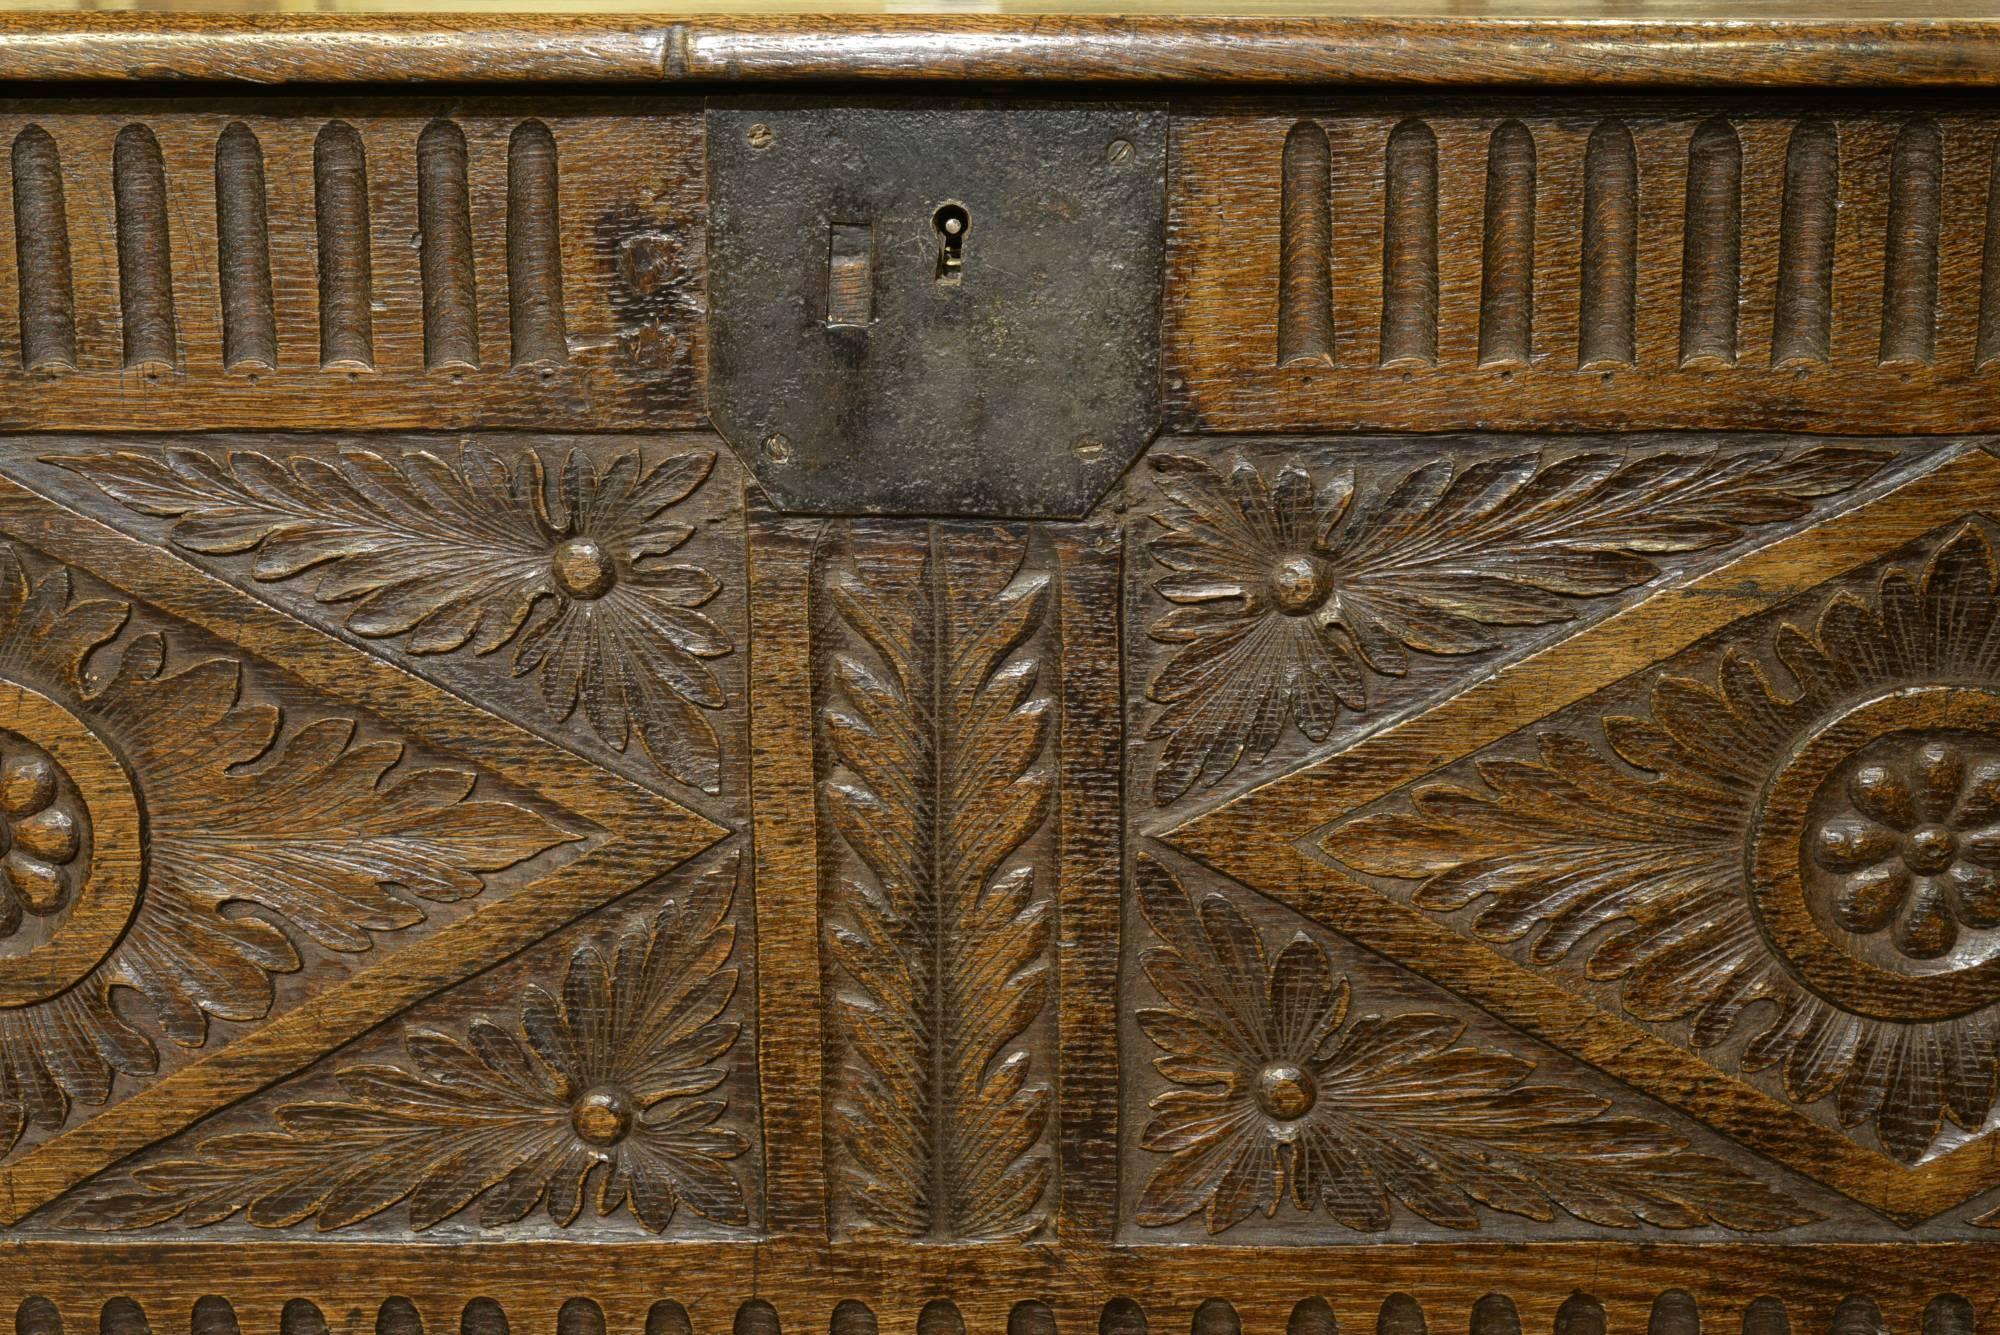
[1140,444,1889,804]
[61,854,750,1235]
[52,442,735,795]
[1130,858,1814,1237]
[1335,522,2000,1167]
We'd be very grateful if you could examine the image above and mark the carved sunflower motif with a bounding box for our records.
[1336,523,2000,1164]
[1141,445,1888,803]
[1132,859,1811,1236]
[0,543,570,1156]
[53,444,733,793]
[69,855,747,1234]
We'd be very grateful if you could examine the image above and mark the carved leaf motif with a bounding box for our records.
[1145,444,1891,802]
[0,543,574,1154]
[1331,524,2000,1165]
[62,854,748,1234]
[818,526,1055,1239]
[53,444,731,792]
[1134,858,1816,1235]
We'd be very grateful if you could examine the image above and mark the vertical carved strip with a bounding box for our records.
[9,125,74,371]
[214,122,276,372]
[1477,120,1535,368]
[816,522,1057,1240]
[458,1301,507,1335]
[1555,1297,1605,1335]
[507,119,567,366]
[1980,140,2000,368]
[1277,120,1333,366]
[417,119,479,370]
[97,1304,147,1335]
[749,519,830,1238]
[918,1305,964,1335]
[1648,1293,1700,1335]
[736,1303,781,1335]
[1579,119,1637,368]
[314,122,374,369]
[1380,119,1438,367]
[190,1302,238,1335]
[16,1299,62,1335]
[647,1305,692,1335]
[1924,1299,1974,1335]
[555,1303,603,1335]
[831,1305,877,1335]
[1469,1298,1521,1335]
[1192,1304,1240,1335]
[1287,1301,1335,1335]
[1830,1302,1884,1335]
[280,1304,328,1335]
[1772,118,1839,367]
[112,124,177,370]
[1100,1303,1147,1335]
[1881,117,1943,366]
[1679,116,1741,367]
[1740,1301,1789,1335]
[1377,1298,1426,1335]
[373,1301,420,1335]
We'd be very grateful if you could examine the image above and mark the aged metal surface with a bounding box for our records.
[706,99,1166,516]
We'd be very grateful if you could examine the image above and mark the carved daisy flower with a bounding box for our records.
[1811,736,2000,959]
[1133,859,1810,1235]
[1142,447,1888,804]
[1146,455,1370,804]
[512,449,731,793]
[56,444,734,794]
[72,856,749,1234]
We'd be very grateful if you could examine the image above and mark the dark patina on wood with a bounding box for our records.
[0,12,1997,1333]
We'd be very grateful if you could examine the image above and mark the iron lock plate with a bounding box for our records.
[705,99,1167,518]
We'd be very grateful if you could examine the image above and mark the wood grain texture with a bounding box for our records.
[5,14,2000,87]
[312,120,374,371]
[214,122,276,374]
[0,1243,1991,1335]
[1477,121,1535,369]
[1169,106,2000,434]
[1166,445,2000,1225]
[2,22,2000,1319]
[0,440,729,1226]
[60,852,756,1238]
[1132,436,1892,806]
[1578,119,1636,370]
[1677,116,1741,368]
[1278,121,1334,367]
[814,523,1060,1241]
[10,125,74,374]
[1772,118,1839,368]
[0,103,704,432]
[416,119,480,372]
[111,124,176,372]
[1379,119,1439,368]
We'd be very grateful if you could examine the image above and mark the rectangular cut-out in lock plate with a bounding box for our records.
[706,99,1167,518]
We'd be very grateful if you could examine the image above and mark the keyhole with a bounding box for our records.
[933,203,969,282]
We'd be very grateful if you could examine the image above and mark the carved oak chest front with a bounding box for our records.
[0,10,1998,1335]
